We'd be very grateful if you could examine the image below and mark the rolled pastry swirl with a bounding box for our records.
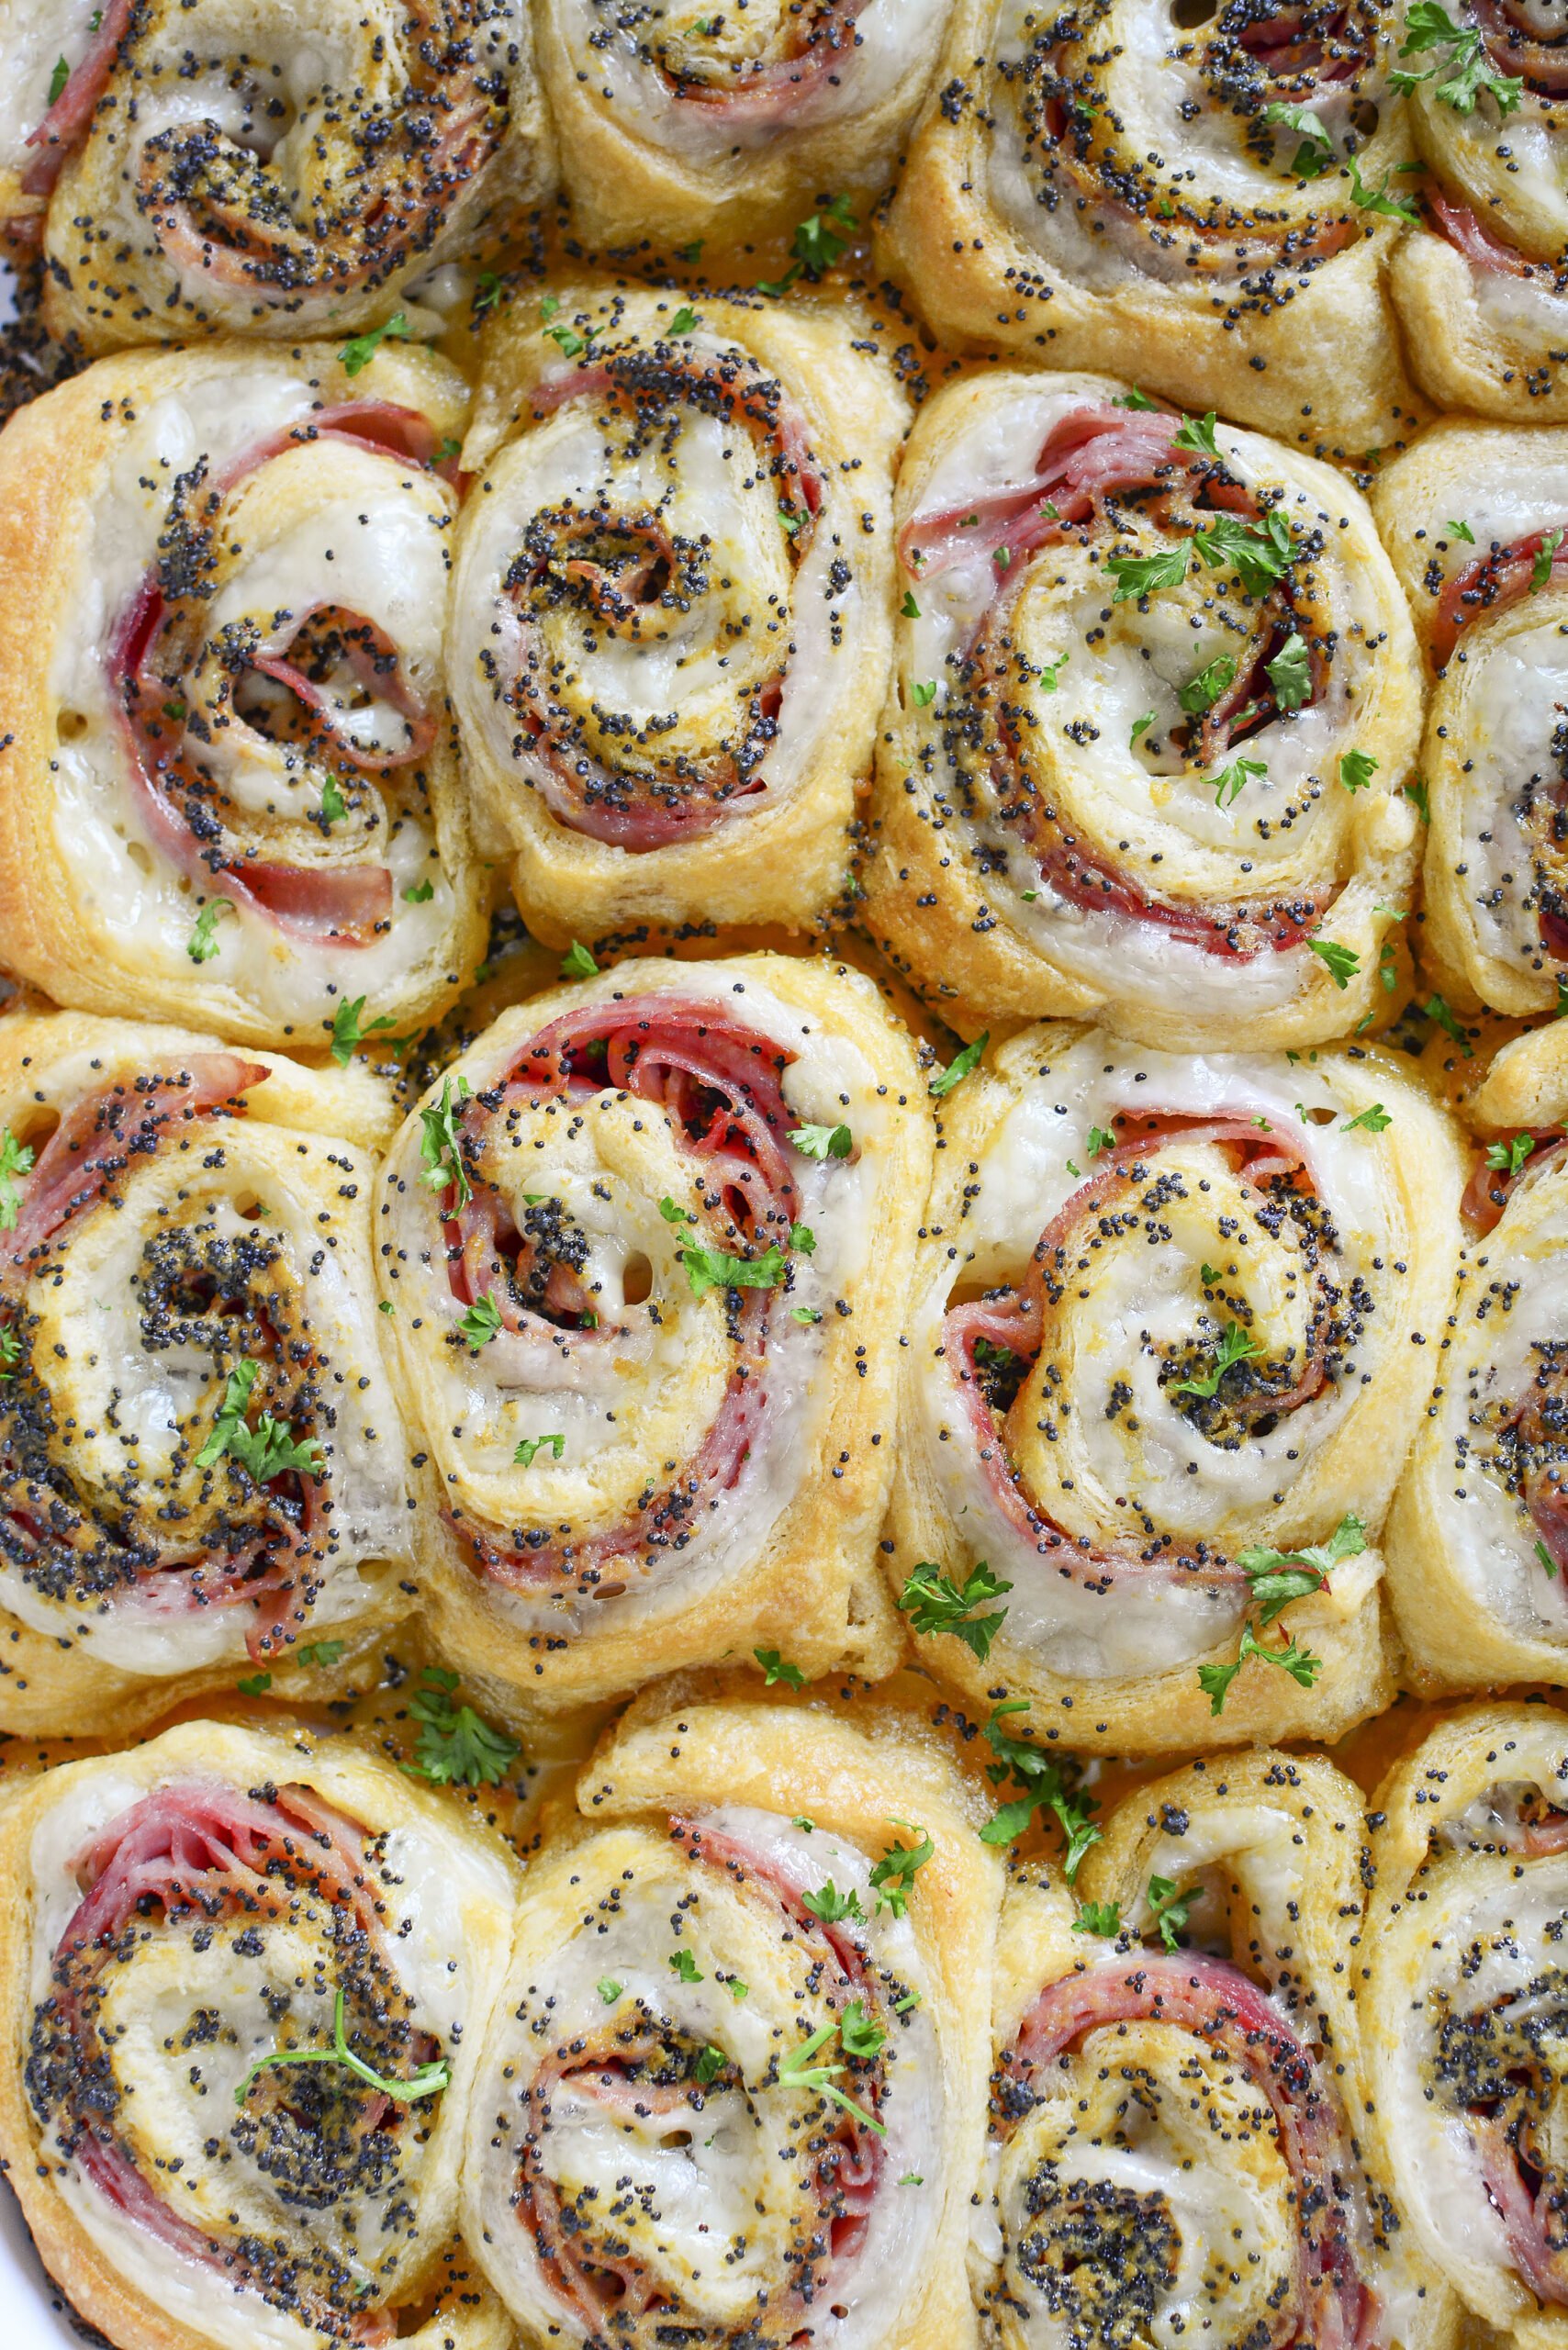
[1,0,553,350]
[0,344,486,1051]
[0,1012,410,1738]
[534,0,952,249]
[1386,1020,1568,1687]
[863,371,1423,1053]
[0,1719,517,2350]
[451,287,905,946]
[375,954,929,1715]
[878,0,1424,447]
[1373,419,1568,1014]
[888,1023,1465,1755]
[462,1682,999,2350]
[986,1750,1445,2350]
[1363,1700,1568,2343]
[1390,0,1568,419]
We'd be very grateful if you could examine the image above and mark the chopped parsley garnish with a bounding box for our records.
[1178,654,1238,716]
[1261,100,1336,176]
[789,1122,852,1159]
[802,1880,863,1925]
[1339,749,1379,793]
[1341,1102,1392,1132]
[341,312,412,376]
[196,1360,324,1483]
[403,1666,521,1786]
[560,939,599,979]
[1347,157,1421,223]
[403,877,436,902]
[1173,409,1221,457]
[296,1639,346,1669]
[1193,508,1297,593]
[868,1821,933,1919]
[1235,1514,1367,1625]
[457,1292,502,1353]
[778,2018,882,2136]
[979,1700,1101,1874]
[417,1074,473,1208]
[756,1648,806,1689]
[187,897,235,963]
[679,1240,789,1300]
[898,1560,1012,1660]
[1107,543,1192,601]
[0,1129,36,1231]
[1172,1320,1263,1397]
[236,1986,450,2108]
[330,994,397,1067]
[1267,632,1311,711]
[1072,1900,1123,1938]
[1309,938,1361,989]
[1147,1875,1199,1951]
[1487,1133,1534,1178]
[669,1949,704,1983]
[1392,1,1523,114]
[1208,755,1267,811]
[514,1432,566,1467]
[1533,531,1564,593]
[1198,1623,1322,1714]
[930,1033,988,1097]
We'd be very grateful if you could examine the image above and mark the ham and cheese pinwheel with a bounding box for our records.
[0,1013,409,1738]
[450,288,905,947]
[0,0,553,351]
[879,0,1423,446]
[986,1751,1446,2350]
[0,1720,516,2350]
[1374,419,1568,1014]
[1391,0,1568,420]
[0,344,486,1052]
[863,373,1423,1052]
[1387,1021,1568,1687]
[461,1683,998,2350]
[533,0,953,251]
[889,1024,1464,1756]
[1364,1702,1568,2342]
[375,954,930,1718]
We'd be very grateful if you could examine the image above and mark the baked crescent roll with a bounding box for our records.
[1390,1,1568,420]
[887,1023,1466,1756]
[1,0,553,350]
[1373,419,1568,1014]
[1386,1018,1568,1687]
[461,1680,999,2349]
[0,1718,518,2350]
[988,1748,1452,2350]
[532,0,953,252]
[375,953,929,1718]
[0,343,487,1052]
[450,286,906,946]
[877,0,1425,449]
[1364,1701,1568,2342]
[861,370,1424,1050]
[0,1012,412,1739]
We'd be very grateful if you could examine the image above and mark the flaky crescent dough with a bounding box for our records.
[375,953,928,1721]
[1373,418,1568,1015]
[985,1750,1454,2350]
[461,1676,999,2350]
[0,341,487,1050]
[1386,1019,1568,1688]
[885,1021,1464,1755]
[451,285,907,946]
[1365,1703,1568,2346]
[0,1011,413,1739]
[0,1718,519,2350]
[1,0,554,351]
[861,366,1424,1049]
[532,0,953,252]
[876,0,1428,451]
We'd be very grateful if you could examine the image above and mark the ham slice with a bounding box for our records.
[18,0,132,197]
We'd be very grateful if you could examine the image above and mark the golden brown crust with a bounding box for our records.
[875,0,1428,453]
[377,953,928,1721]
[0,342,486,1051]
[0,1720,519,2350]
[532,1,951,251]
[451,285,908,946]
[0,1012,412,1738]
